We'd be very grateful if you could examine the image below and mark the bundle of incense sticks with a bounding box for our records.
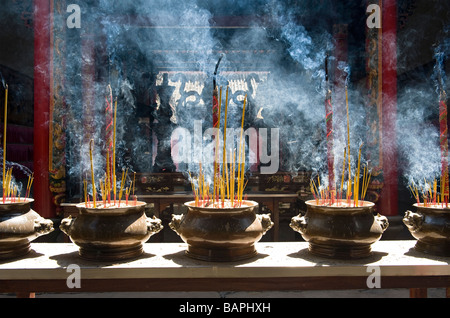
[310,158,371,207]
[190,87,248,208]
[83,140,136,208]
[0,83,34,203]
[0,167,34,203]
[82,90,137,208]
[438,74,449,206]
[409,176,449,208]
[310,86,371,207]
[2,83,7,203]
[410,59,450,208]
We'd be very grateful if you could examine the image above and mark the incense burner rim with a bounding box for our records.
[412,203,450,212]
[75,201,147,215]
[184,200,258,213]
[0,198,34,214]
[305,199,375,210]
[0,197,34,205]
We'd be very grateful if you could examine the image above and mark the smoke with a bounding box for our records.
[59,0,368,196]
[54,0,450,199]
[397,89,441,187]
[397,22,449,191]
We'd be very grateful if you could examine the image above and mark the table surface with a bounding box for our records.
[0,241,449,281]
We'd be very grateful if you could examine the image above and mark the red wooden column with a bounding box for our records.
[33,0,55,218]
[379,0,398,216]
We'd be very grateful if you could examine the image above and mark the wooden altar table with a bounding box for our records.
[0,241,448,298]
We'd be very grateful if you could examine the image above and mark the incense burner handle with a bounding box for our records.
[403,210,423,232]
[34,216,54,235]
[375,213,389,232]
[60,216,74,236]
[146,216,163,235]
[169,214,183,235]
[290,214,308,234]
[257,213,274,235]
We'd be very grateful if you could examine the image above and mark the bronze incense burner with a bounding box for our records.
[403,204,450,256]
[169,200,273,262]
[60,201,162,261]
[0,198,54,260]
[290,200,388,259]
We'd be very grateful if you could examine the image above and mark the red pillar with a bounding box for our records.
[379,0,398,216]
[33,0,55,218]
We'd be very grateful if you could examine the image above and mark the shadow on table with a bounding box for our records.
[49,251,157,267]
[163,249,270,266]
[404,247,450,264]
[288,247,388,265]
[0,249,45,265]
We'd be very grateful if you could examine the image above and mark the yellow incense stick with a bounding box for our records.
[83,179,88,206]
[198,162,203,201]
[25,172,34,198]
[354,143,363,206]
[133,172,136,197]
[113,97,117,201]
[240,142,246,204]
[237,95,247,205]
[222,86,229,186]
[89,139,96,208]
[340,148,347,198]
[345,86,352,201]
[118,168,128,202]
[225,148,229,200]
[213,87,222,203]
[231,149,236,204]
[2,84,7,202]
[99,179,106,203]
[106,151,110,202]
[433,179,437,203]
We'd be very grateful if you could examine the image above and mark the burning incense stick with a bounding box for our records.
[2,84,7,203]
[118,168,128,205]
[106,151,111,204]
[83,178,88,207]
[89,139,97,208]
[231,149,236,205]
[133,172,136,197]
[3,167,12,201]
[224,147,229,201]
[409,182,420,204]
[212,55,223,128]
[189,86,249,208]
[113,97,117,203]
[25,172,34,200]
[354,143,363,206]
[340,147,347,202]
[361,165,371,201]
[237,95,247,205]
[324,55,335,193]
[441,174,447,205]
[105,85,113,144]
[439,90,448,206]
[213,87,222,203]
[309,84,372,206]
[99,179,106,205]
[345,86,352,202]
[222,86,229,178]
